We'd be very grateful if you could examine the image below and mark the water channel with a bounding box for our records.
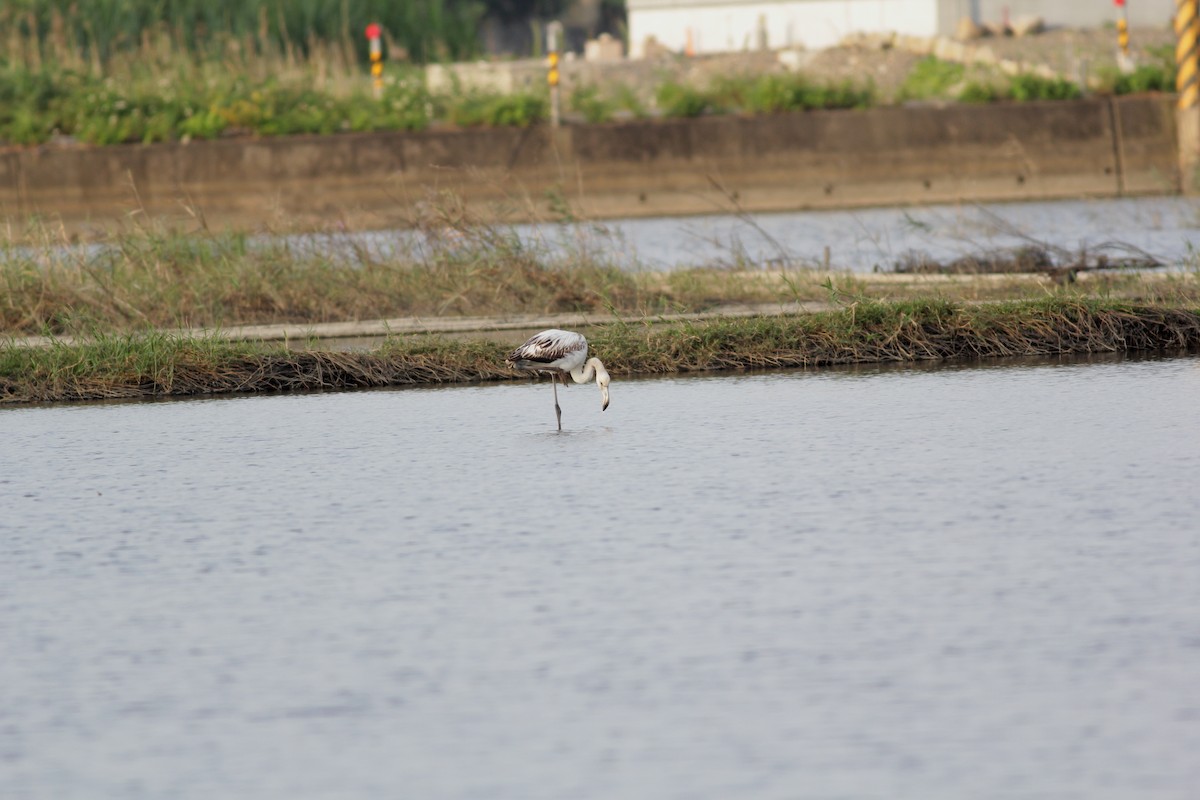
[14,195,1200,277]
[3,354,1199,799]
[313,194,1200,272]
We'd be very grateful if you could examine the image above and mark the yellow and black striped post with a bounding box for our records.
[1177,0,1200,191]
[1177,0,1199,111]
[547,21,563,128]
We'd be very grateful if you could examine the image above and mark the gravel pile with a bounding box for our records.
[609,26,1178,105]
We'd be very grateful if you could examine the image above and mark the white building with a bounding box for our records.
[626,0,1178,58]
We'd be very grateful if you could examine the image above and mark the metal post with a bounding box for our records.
[1115,0,1130,61]
[1176,0,1200,190]
[365,22,383,99]
[547,21,562,128]
[1177,0,1199,110]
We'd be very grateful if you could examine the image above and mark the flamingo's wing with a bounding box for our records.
[505,329,587,367]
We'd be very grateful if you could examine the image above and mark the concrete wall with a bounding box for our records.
[628,0,1178,56]
[0,95,1179,234]
[940,0,1177,33]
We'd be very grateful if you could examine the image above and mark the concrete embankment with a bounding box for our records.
[0,95,1180,234]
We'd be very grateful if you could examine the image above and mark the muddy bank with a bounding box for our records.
[3,299,1198,404]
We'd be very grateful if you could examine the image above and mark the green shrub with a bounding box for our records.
[898,57,965,101]
[818,79,875,109]
[0,67,64,143]
[487,92,547,126]
[178,109,228,140]
[569,85,615,124]
[1,108,48,145]
[656,82,711,118]
[1112,63,1175,94]
[705,75,752,112]
[1107,44,1177,94]
[447,91,546,127]
[745,74,872,112]
[326,78,431,133]
[746,74,806,112]
[612,84,646,118]
[957,82,1002,103]
[1009,74,1082,102]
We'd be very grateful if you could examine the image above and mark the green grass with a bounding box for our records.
[0,330,271,400]
[1009,74,1082,102]
[656,73,874,118]
[445,90,547,128]
[569,85,616,124]
[0,12,1180,149]
[898,57,966,102]
[743,73,873,112]
[0,50,1169,148]
[655,81,713,118]
[0,63,466,145]
[898,57,1088,104]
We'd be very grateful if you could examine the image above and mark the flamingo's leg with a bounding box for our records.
[552,375,562,431]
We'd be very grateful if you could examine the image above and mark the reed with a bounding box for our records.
[4,299,1198,404]
[4,211,1199,338]
[0,215,656,335]
[0,1,478,71]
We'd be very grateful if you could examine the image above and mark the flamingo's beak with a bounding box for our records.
[601,385,610,411]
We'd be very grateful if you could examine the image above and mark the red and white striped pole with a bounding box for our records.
[1114,0,1131,64]
[365,23,383,99]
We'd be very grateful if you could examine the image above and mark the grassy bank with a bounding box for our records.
[0,56,1171,146]
[0,220,650,334]
[5,218,1199,338]
[0,24,1176,146]
[4,298,1198,404]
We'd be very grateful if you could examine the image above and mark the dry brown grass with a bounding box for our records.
[4,201,1199,341]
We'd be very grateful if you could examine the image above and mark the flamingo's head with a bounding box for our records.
[597,368,611,411]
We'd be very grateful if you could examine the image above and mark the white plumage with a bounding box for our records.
[506,329,611,430]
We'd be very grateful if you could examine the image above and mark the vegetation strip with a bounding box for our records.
[5,217,1198,338]
[0,6,1177,148]
[3,299,1198,405]
[4,304,828,349]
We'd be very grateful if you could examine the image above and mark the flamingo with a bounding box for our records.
[505,329,610,431]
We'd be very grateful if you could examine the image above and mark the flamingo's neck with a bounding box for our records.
[570,357,606,385]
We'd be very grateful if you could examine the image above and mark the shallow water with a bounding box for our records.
[329,194,1200,272]
[586,195,1200,271]
[19,195,1200,277]
[3,354,1199,799]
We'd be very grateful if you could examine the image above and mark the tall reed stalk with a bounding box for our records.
[0,1,480,72]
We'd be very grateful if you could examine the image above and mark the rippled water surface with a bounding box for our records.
[3,355,1199,799]
[554,195,1200,271]
[329,195,1200,272]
